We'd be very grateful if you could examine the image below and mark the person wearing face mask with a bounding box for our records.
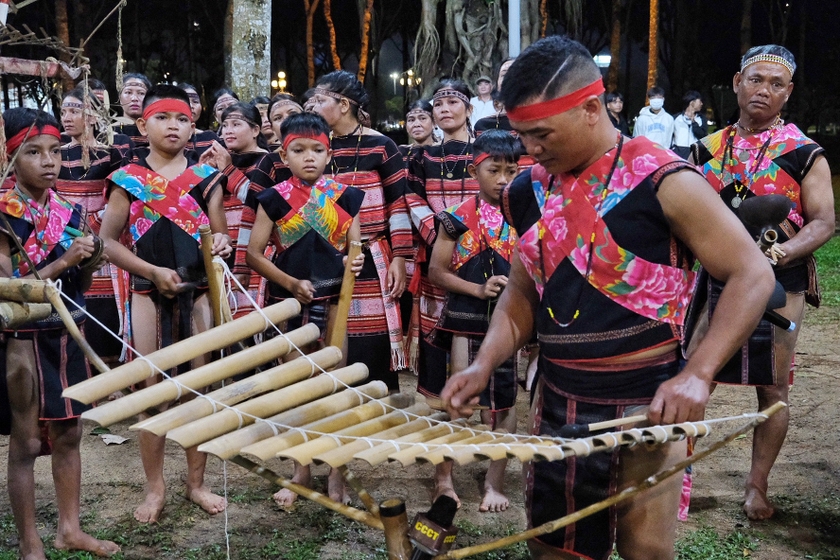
[633,86,674,147]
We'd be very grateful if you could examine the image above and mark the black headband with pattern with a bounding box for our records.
[432,88,470,106]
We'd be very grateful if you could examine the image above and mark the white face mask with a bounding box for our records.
[649,98,664,111]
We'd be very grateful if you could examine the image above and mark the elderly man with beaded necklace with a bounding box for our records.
[443,35,775,560]
[689,44,835,521]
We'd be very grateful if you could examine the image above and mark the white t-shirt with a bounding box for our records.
[470,96,496,126]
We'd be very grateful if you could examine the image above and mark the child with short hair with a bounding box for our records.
[428,130,521,511]
[99,84,232,524]
[0,108,120,558]
[247,112,364,508]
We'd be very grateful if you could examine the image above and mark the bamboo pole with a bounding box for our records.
[0,301,51,330]
[240,393,408,463]
[229,455,384,530]
[440,403,787,559]
[388,427,484,467]
[353,421,467,466]
[444,434,519,466]
[325,240,361,350]
[380,499,412,560]
[313,412,448,468]
[415,432,496,466]
[198,381,389,459]
[337,465,378,516]
[131,347,345,437]
[63,299,301,404]
[278,403,432,465]
[199,224,232,326]
[44,281,110,374]
[79,324,319,427]
[0,278,49,303]
[162,362,370,448]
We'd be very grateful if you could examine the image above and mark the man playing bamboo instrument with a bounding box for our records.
[688,45,835,521]
[441,36,775,560]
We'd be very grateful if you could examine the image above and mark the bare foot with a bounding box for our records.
[744,484,775,520]
[328,469,351,505]
[274,464,311,510]
[19,538,46,560]
[55,530,121,557]
[134,490,166,523]
[479,486,509,513]
[187,485,227,515]
[433,477,461,509]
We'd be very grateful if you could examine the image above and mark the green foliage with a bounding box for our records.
[816,236,840,306]
[675,527,758,560]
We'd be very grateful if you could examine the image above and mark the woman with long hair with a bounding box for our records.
[178,83,221,156]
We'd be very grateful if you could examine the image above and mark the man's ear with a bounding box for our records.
[733,72,742,94]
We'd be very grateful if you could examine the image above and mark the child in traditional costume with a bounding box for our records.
[428,130,520,512]
[99,84,232,524]
[0,108,119,559]
[247,112,365,509]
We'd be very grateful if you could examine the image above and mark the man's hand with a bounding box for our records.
[150,266,183,298]
[211,232,232,258]
[387,256,406,299]
[647,370,711,425]
[291,279,316,305]
[60,236,96,268]
[441,363,491,419]
[479,275,508,300]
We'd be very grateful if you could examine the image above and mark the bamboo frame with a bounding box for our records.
[0,301,50,330]
[63,299,302,404]
[199,224,232,326]
[325,240,362,350]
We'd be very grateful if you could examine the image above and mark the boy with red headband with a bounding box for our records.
[100,84,232,524]
[0,108,119,559]
[247,112,365,508]
[428,130,521,512]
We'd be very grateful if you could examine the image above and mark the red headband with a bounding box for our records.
[472,153,492,167]
[282,132,331,151]
[506,78,605,122]
[6,125,62,154]
[142,99,193,122]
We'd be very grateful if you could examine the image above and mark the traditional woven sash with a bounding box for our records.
[271,176,354,252]
[527,150,695,325]
[108,163,212,244]
[0,188,80,276]
[446,196,515,272]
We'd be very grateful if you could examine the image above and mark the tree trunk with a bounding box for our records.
[539,0,547,38]
[324,0,341,70]
[224,0,233,85]
[357,0,375,83]
[740,0,753,56]
[607,0,621,91]
[414,0,441,95]
[229,0,271,100]
[304,0,322,88]
[647,0,659,92]
[55,0,75,91]
[798,0,805,88]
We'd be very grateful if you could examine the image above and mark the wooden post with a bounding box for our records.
[199,224,232,326]
[647,0,659,92]
[380,499,412,560]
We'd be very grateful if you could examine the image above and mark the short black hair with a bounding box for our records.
[178,82,198,94]
[81,77,107,91]
[63,87,99,105]
[647,86,665,98]
[121,72,152,91]
[315,70,370,119]
[472,129,523,164]
[3,107,59,142]
[605,91,624,104]
[143,84,191,109]
[221,102,269,150]
[499,36,600,111]
[280,112,331,141]
[681,90,702,110]
[250,96,271,106]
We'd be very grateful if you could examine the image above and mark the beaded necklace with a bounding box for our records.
[330,123,363,180]
[723,121,779,209]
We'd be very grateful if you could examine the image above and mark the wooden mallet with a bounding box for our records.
[558,413,648,438]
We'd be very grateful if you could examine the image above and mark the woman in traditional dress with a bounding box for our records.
[178,83,221,156]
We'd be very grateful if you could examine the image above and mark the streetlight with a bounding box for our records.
[390,72,399,95]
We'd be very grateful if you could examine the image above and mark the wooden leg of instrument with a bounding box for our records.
[229,455,384,531]
[325,240,362,351]
[337,465,378,516]
[45,282,110,374]
[380,499,412,560]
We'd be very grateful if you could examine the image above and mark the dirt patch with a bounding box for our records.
[1,309,839,558]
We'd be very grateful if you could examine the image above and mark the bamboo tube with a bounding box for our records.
[445,434,520,465]
[44,282,110,374]
[0,301,51,330]
[440,402,787,560]
[239,393,407,462]
[325,239,361,350]
[80,324,319,427]
[380,499,412,560]
[0,277,49,303]
[199,224,232,326]
[63,299,302,404]
[313,412,448,468]
[278,403,432,465]
[416,432,497,466]
[337,465,378,516]
[473,437,547,462]
[163,362,370,448]
[132,347,345,437]
[351,420,465,467]
[229,456,384,531]
[198,381,389,459]
[388,427,484,467]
